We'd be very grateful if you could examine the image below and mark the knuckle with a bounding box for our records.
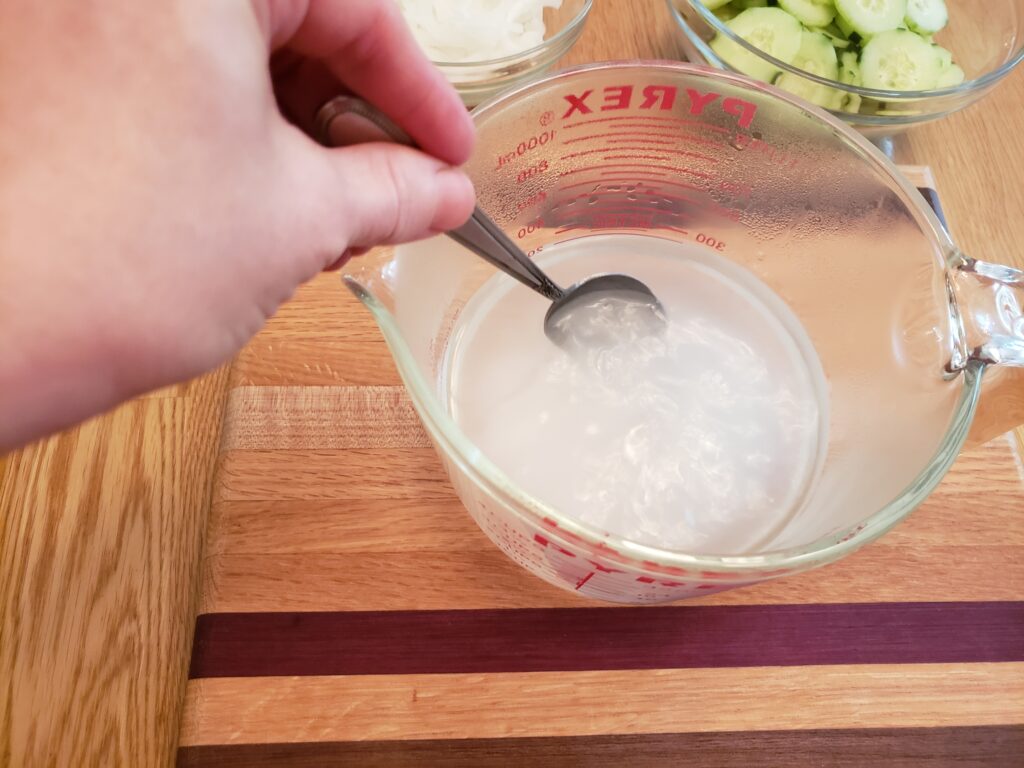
[378,151,411,242]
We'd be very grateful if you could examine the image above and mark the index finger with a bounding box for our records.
[281,0,475,166]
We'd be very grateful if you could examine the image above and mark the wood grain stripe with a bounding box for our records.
[220,386,430,451]
[177,726,1024,768]
[214,434,1020,501]
[217,448,454,501]
[199,543,1024,613]
[233,337,401,388]
[179,663,1024,745]
[188,602,1024,678]
[199,450,1024,614]
[1,367,229,767]
[206,445,1024,556]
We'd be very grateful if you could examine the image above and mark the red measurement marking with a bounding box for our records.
[596,123,724,137]
[575,572,596,591]
[563,132,631,145]
[576,203,663,215]
[606,138,676,146]
[563,146,718,164]
[556,191,627,204]
[599,171,668,179]
[655,192,740,220]
[555,224,657,235]
[659,225,691,236]
[563,130,715,146]
[595,176,702,193]
[554,225,585,234]
[607,135,721,149]
[651,191,703,206]
[650,178,702,192]
[557,179,605,191]
[601,157,715,179]
[567,177,697,195]
[563,115,732,134]
[558,162,653,178]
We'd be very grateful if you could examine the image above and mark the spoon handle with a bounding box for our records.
[315,96,564,301]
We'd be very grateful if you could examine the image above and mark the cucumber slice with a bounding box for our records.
[905,0,948,34]
[734,0,769,7]
[835,0,906,36]
[835,14,857,38]
[840,92,863,112]
[822,24,853,49]
[779,0,836,27]
[839,50,861,84]
[714,4,741,21]
[933,44,953,70]
[698,0,734,11]
[860,28,942,90]
[774,30,841,107]
[936,63,965,87]
[710,7,803,83]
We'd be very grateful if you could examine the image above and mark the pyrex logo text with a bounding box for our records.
[562,85,757,129]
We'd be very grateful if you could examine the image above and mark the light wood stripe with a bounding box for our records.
[204,499,473,555]
[199,540,1024,614]
[231,282,399,387]
[220,387,430,451]
[179,663,1024,746]
[200,436,1024,612]
[233,338,400,388]
[217,448,454,502]
[205,479,1024,555]
[215,434,1018,501]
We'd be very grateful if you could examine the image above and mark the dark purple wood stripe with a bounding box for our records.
[177,726,1024,767]
[189,601,1024,678]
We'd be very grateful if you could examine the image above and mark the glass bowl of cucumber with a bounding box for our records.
[668,0,1024,136]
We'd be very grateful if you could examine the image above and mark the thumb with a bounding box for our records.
[290,137,476,266]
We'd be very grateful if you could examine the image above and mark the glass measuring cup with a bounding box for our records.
[340,62,1024,604]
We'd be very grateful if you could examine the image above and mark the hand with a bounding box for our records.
[0,0,476,451]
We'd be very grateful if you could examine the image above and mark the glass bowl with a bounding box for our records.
[418,0,593,107]
[667,0,1024,137]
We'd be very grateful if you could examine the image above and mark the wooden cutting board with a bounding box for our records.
[176,159,1024,768]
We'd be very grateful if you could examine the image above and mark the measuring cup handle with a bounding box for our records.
[950,257,1024,445]
[314,95,564,302]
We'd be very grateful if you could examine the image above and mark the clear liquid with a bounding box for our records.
[442,234,830,555]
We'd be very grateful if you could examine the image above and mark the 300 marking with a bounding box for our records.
[696,232,726,251]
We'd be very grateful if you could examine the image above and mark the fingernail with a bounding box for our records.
[432,169,475,231]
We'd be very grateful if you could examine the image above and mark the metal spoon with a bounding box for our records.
[314,96,666,347]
